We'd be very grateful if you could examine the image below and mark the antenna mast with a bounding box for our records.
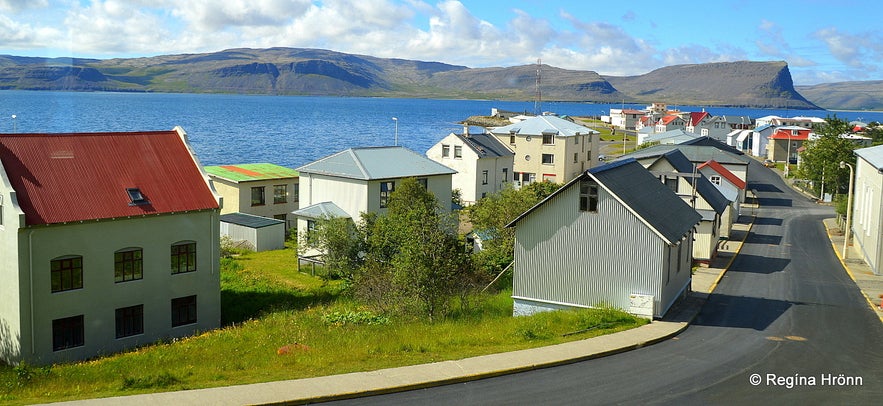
[534,58,542,115]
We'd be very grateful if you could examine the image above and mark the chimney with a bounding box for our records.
[463,125,469,136]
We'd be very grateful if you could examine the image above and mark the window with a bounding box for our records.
[273,184,287,204]
[52,315,84,351]
[115,305,144,338]
[541,154,554,165]
[250,186,265,206]
[442,144,450,157]
[482,170,488,185]
[171,295,197,327]
[574,136,579,144]
[454,145,462,158]
[114,248,143,283]
[573,153,578,163]
[51,256,83,293]
[709,175,722,186]
[502,168,508,182]
[664,176,679,192]
[171,242,197,274]
[509,135,516,144]
[380,181,395,208]
[293,183,299,202]
[417,178,428,189]
[542,133,554,145]
[579,180,599,212]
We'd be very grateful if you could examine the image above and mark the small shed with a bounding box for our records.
[220,212,285,252]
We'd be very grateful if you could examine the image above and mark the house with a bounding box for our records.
[219,213,285,252]
[690,115,734,141]
[767,126,812,166]
[609,108,645,130]
[684,111,712,135]
[426,127,514,205]
[507,159,701,319]
[850,145,883,275]
[729,123,774,157]
[293,146,456,256]
[642,150,730,263]
[0,128,222,365]
[204,163,299,231]
[490,115,600,186]
[698,160,746,238]
[654,115,687,133]
[623,144,750,203]
[638,129,701,146]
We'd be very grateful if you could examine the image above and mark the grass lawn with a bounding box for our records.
[0,244,648,404]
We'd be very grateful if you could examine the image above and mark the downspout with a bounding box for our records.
[27,228,34,356]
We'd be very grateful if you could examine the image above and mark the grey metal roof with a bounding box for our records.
[491,115,598,137]
[621,144,748,165]
[855,144,883,169]
[656,150,729,215]
[297,146,456,180]
[454,133,514,158]
[643,129,699,144]
[507,158,701,245]
[220,212,284,228]
[677,137,745,154]
[291,201,351,220]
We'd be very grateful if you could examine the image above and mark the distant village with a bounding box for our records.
[2,102,882,365]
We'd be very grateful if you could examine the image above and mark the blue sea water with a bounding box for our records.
[1,90,881,168]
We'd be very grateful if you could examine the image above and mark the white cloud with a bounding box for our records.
[0,0,47,13]
[171,0,312,32]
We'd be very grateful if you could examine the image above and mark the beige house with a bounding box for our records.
[426,128,514,205]
[490,115,600,186]
[851,145,883,275]
[204,163,299,231]
[0,128,221,365]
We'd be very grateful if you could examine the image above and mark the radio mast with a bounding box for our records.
[534,58,542,115]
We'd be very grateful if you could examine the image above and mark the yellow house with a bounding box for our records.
[490,115,600,185]
[0,127,221,365]
[205,163,299,232]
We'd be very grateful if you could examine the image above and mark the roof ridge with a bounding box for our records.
[348,148,371,179]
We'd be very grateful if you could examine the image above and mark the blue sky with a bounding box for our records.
[0,0,879,85]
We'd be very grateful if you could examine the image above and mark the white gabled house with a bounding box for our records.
[698,159,746,238]
[0,128,222,365]
[507,159,701,319]
[851,145,883,275]
[426,127,514,205]
[292,146,456,261]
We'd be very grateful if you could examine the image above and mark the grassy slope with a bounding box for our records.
[0,244,646,404]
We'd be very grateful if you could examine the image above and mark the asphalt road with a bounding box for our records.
[327,161,883,405]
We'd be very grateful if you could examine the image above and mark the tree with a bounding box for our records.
[298,215,369,283]
[361,177,477,321]
[466,181,561,279]
[796,116,856,196]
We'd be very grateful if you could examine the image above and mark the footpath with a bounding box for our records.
[60,194,883,405]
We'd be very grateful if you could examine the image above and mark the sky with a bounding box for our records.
[0,0,880,85]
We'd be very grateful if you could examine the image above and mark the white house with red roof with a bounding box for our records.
[0,127,222,365]
[655,115,687,133]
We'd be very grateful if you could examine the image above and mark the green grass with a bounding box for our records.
[0,245,647,404]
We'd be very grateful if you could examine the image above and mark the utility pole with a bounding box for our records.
[534,58,541,115]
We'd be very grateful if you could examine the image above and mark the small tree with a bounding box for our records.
[797,116,856,195]
[361,177,477,321]
[298,216,367,283]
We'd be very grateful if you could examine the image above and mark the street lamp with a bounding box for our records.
[840,160,854,259]
[392,117,398,146]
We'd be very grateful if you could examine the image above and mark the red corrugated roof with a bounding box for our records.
[769,129,810,140]
[697,160,746,190]
[0,130,219,225]
[689,112,710,126]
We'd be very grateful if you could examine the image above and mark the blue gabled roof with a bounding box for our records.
[491,115,598,137]
[297,146,456,180]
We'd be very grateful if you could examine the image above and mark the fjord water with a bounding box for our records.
[2,90,880,168]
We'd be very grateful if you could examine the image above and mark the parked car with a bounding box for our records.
[763,159,776,167]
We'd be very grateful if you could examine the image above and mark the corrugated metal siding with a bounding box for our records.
[513,184,666,312]
[0,131,219,225]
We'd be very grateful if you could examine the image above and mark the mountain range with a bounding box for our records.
[0,47,878,111]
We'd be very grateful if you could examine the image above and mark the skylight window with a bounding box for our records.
[126,188,149,206]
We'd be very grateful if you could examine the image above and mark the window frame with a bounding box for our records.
[52,315,84,351]
[482,170,488,185]
[114,248,143,283]
[115,304,144,338]
[542,133,554,145]
[453,145,463,159]
[541,153,555,165]
[273,184,287,204]
[379,181,395,209]
[579,180,599,212]
[171,241,197,274]
[171,295,198,327]
[250,186,266,206]
[441,144,450,157]
[51,255,83,293]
